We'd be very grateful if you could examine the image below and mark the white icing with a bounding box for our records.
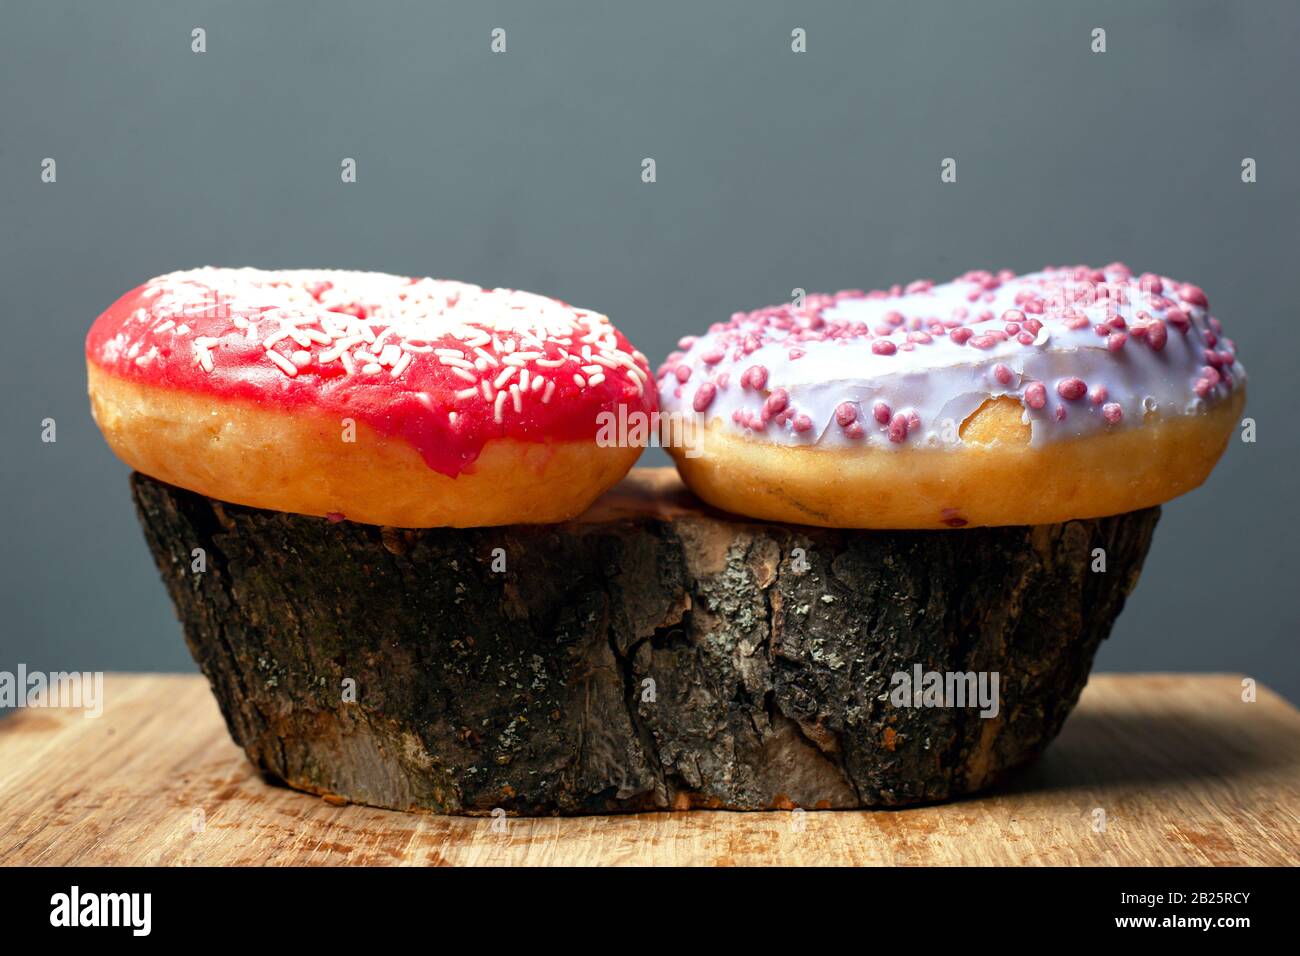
[657,266,1245,449]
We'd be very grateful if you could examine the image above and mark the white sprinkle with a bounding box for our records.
[175,324,191,335]
[291,349,312,368]
[448,411,458,425]
[263,330,291,349]
[354,349,379,364]
[587,373,605,386]
[153,319,175,334]
[573,374,586,388]
[493,390,507,423]
[402,342,434,353]
[480,380,494,401]
[451,366,477,383]
[472,347,498,367]
[581,364,603,376]
[542,381,556,404]
[439,355,475,369]
[531,375,544,393]
[362,362,382,375]
[535,357,565,368]
[320,336,363,363]
[390,351,412,378]
[519,369,530,391]
[434,348,465,358]
[493,366,518,389]
[267,350,297,376]
[379,343,402,366]
[454,387,479,400]
[510,383,522,413]
[340,351,355,375]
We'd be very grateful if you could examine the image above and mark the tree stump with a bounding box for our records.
[130,468,1159,815]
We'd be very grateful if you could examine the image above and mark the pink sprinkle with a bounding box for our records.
[1180,284,1208,307]
[907,330,933,344]
[1057,377,1087,401]
[764,388,789,415]
[792,414,813,433]
[872,339,897,356]
[969,334,998,350]
[674,365,692,383]
[1165,308,1190,332]
[908,411,921,431]
[835,402,858,426]
[873,401,892,425]
[888,412,909,443]
[1016,332,1034,345]
[1054,405,1068,422]
[883,310,905,326]
[742,365,768,390]
[992,363,1014,386]
[1139,273,1163,295]
[1200,365,1222,386]
[949,328,973,345]
[788,347,806,360]
[1193,378,1213,398]
[1146,319,1168,351]
[844,422,865,439]
[1102,403,1123,424]
[1106,332,1128,352]
[701,349,725,365]
[1002,309,1026,323]
[1089,384,1108,405]
[326,512,346,523]
[692,383,718,412]
[1024,382,1047,409]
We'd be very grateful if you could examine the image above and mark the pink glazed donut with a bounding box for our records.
[657,264,1246,528]
[87,268,655,527]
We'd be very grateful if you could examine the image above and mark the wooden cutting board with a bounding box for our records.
[1,673,1296,866]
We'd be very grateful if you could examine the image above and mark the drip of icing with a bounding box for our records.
[87,268,656,476]
[656,264,1244,449]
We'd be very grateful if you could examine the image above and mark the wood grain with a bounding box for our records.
[1,673,1296,866]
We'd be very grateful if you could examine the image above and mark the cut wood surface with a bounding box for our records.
[1,674,1297,866]
[127,468,1160,814]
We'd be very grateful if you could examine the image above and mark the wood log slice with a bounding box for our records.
[129,467,1159,815]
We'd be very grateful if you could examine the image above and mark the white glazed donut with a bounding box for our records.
[657,263,1246,528]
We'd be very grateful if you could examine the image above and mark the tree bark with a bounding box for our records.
[130,468,1159,815]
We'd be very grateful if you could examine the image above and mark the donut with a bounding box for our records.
[657,264,1246,528]
[87,268,656,527]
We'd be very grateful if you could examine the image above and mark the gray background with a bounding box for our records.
[1,0,1296,700]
